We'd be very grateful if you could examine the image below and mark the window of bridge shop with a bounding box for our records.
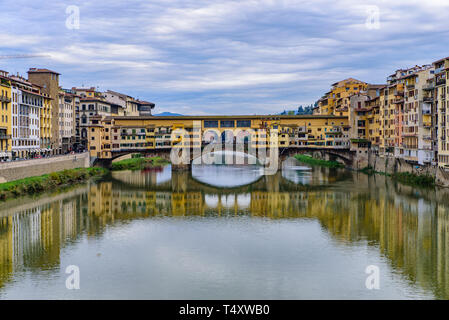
[220,120,235,128]
[204,120,218,128]
[237,120,251,127]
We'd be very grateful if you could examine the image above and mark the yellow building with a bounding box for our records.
[88,115,349,160]
[40,94,52,155]
[317,78,368,116]
[365,95,381,151]
[0,71,12,160]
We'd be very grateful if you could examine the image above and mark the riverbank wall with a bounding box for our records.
[358,152,449,187]
[304,149,449,187]
[0,152,90,183]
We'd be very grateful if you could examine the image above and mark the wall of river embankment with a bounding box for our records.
[363,153,449,187]
[0,152,90,183]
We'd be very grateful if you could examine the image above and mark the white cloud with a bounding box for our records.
[0,0,448,115]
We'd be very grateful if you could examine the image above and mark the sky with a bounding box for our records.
[0,0,448,115]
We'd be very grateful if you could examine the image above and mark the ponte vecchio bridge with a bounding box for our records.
[87,114,355,170]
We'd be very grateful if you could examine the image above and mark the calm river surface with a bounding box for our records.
[0,162,448,299]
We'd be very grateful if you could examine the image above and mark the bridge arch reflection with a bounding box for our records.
[109,164,337,193]
[1,167,449,299]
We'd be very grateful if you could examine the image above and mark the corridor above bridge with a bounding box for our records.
[87,114,351,168]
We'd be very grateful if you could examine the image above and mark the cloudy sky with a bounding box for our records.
[1,0,448,115]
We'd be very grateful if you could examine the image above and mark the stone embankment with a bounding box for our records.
[0,152,90,183]
[305,149,449,187]
[351,151,449,187]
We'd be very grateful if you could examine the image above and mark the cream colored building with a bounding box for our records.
[435,57,449,168]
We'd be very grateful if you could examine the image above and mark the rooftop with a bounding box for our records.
[28,68,60,75]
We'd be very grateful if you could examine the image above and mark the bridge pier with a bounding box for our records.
[171,162,192,171]
[93,158,112,168]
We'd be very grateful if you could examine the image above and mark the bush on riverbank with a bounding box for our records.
[392,172,435,187]
[0,167,107,201]
[111,156,170,171]
[294,154,344,168]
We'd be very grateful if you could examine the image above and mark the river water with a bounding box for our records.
[0,162,448,299]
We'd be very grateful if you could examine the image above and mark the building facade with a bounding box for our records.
[27,68,60,155]
[435,57,449,168]
[0,71,12,161]
[9,76,43,159]
[58,91,77,154]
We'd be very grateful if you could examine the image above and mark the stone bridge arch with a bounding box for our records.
[279,148,354,167]
[93,145,354,170]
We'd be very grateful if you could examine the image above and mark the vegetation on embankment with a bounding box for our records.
[359,166,435,187]
[295,154,435,188]
[111,156,170,171]
[391,172,435,187]
[0,167,108,201]
[294,154,344,168]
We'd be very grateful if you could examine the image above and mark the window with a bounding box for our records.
[237,120,251,127]
[204,120,218,128]
[220,120,235,128]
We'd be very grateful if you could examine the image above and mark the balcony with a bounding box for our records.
[0,95,11,103]
[402,131,417,137]
[404,155,418,162]
[435,67,444,74]
[436,78,446,86]
[423,96,433,103]
[0,134,11,140]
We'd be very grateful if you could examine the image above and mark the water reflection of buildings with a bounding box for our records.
[0,170,449,298]
[0,192,81,288]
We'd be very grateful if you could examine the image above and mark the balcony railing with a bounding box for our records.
[0,95,11,103]
[436,78,446,86]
